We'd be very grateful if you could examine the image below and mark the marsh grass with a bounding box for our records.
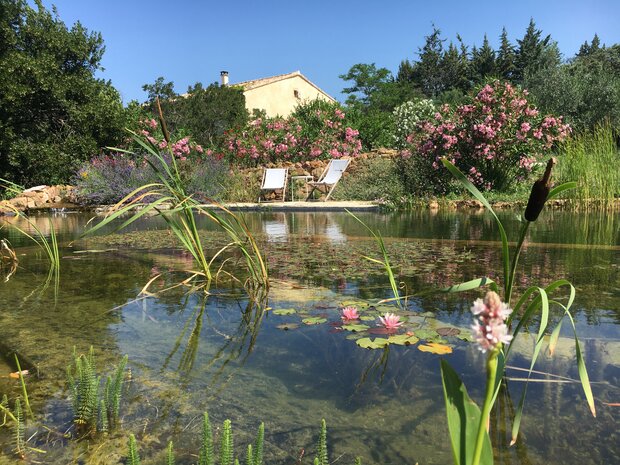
[0,177,23,200]
[556,123,619,209]
[84,102,268,298]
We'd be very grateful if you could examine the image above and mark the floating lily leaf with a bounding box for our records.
[420,311,436,317]
[276,323,299,331]
[387,334,419,346]
[456,332,475,342]
[340,300,369,308]
[437,327,461,337]
[341,324,370,332]
[418,342,453,354]
[356,337,390,349]
[368,327,395,335]
[346,333,365,341]
[273,308,297,316]
[360,315,376,321]
[302,317,327,325]
[413,329,439,340]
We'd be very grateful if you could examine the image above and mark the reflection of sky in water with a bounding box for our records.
[0,210,618,464]
[106,283,620,465]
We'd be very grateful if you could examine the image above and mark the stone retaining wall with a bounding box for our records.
[0,185,76,215]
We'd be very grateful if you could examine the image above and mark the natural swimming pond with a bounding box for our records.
[0,209,618,464]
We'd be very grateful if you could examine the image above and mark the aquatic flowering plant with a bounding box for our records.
[438,158,593,465]
[400,80,571,193]
[341,306,360,322]
[470,291,512,353]
[378,313,403,331]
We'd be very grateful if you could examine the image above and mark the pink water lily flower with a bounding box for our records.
[341,306,360,322]
[378,313,403,330]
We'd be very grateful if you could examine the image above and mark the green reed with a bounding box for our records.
[0,177,23,200]
[556,123,619,209]
[84,102,268,297]
[66,346,128,436]
[439,158,594,465]
[346,209,403,308]
[2,204,60,272]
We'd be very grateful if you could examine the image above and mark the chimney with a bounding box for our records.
[220,71,229,86]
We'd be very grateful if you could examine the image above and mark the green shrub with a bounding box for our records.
[333,156,405,202]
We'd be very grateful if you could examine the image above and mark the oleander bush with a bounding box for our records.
[220,100,362,166]
[398,80,571,195]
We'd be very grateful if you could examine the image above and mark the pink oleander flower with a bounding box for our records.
[471,291,513,353]
[378,313,403,331]
[341,306,360,322]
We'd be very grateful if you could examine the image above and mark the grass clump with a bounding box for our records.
[556,123,619,209]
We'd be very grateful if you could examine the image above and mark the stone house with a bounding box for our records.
[221,70,336,117]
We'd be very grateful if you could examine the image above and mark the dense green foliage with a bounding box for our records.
[341,19,620,144]
[0,0,127,186]
[142,77,249,148]
[556,124,620,207]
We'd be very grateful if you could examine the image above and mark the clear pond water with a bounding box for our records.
[0,209,618,464]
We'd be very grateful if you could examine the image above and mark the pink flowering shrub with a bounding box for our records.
[135,118,206,161]
[221,104,361,166]
[400,81,571,193]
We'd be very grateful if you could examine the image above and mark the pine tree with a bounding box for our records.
[514,18,552,82]
[497,27,516,81]
[415,26,446,97]
[471,34,496,82]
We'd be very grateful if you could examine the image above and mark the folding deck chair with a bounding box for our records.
[306,159,350,201]
[258,168,288,202]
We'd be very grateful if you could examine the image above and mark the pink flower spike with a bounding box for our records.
[341,306,360,322]
[471,291,513,353]
[378,313,403,331]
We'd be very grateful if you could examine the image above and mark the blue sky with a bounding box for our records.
[39,0,620,104]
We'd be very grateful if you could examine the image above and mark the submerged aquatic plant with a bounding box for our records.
[66,347,128,436]
[125,416,359,465]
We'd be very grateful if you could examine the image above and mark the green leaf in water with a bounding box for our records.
[302,317,327,325]
[276,323,299,331]
[272,308,297,316]
[387,334,419,346]
[356,338,390,349]
[341,324,370,332]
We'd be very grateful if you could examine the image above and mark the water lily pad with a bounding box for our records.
[273,308,297,316]
[346,333,364,340]
[387,334,419,346]
[356,337,390,349]
[437,327,461,337]
[341,324,370,332]
[302,317,327,325]
[368,327,395,335]
[418,342,453,354]
[456,332,475,342]
[276,323,299,331]
[412,329,438,340]
[360,315,376,321]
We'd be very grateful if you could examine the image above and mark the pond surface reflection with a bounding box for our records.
[0,210,618,464]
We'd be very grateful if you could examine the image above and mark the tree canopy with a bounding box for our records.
[0,0,127,186]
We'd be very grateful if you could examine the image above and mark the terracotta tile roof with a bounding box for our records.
[234,70,336,101]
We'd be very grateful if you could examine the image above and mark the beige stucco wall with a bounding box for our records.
[242,75,335,117]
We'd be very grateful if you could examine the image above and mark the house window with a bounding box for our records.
[294,89,300,99]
